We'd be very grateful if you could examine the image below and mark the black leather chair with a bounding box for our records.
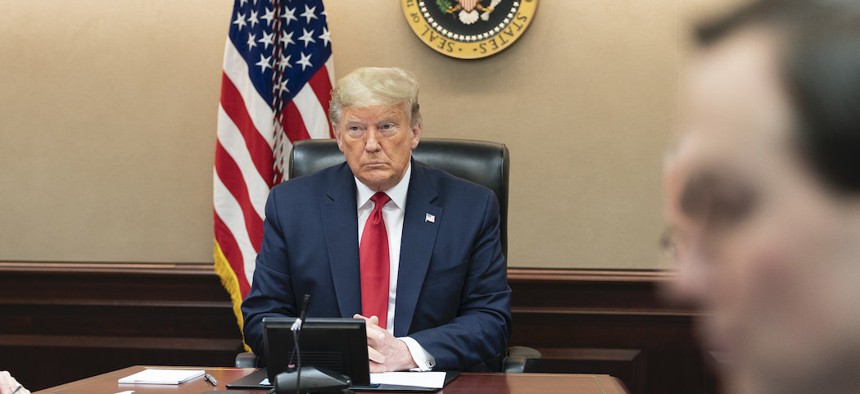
[236,138,538,371]
[290,138,510,256]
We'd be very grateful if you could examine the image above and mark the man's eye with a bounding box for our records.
[381,123,395,131]
[681,170,759,230]
[701,184,759,234]
[710,193,757,225]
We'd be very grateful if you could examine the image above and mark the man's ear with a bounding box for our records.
[334,127,345,152]
[410,123,422,149]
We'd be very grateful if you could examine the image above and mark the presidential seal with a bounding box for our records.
[401,0,538,60]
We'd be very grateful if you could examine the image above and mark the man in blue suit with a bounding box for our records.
[242,67,511,372]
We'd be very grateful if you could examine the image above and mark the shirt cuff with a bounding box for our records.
[398,337,436,371]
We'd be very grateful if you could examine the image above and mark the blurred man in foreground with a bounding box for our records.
[663,0,860,393]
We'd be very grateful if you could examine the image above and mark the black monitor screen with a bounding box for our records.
[262,317,370,386]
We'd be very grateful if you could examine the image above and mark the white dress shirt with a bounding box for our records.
[355,163,436,371]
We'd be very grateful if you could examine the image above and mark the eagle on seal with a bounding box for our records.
[438,0,501,25]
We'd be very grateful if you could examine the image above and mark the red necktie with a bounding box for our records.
[360,192,391,328]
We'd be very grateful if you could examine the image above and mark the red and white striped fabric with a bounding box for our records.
[213,0,334,338]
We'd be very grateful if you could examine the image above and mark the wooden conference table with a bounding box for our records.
[33,366,628,394]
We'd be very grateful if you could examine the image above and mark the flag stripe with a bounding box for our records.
[280,101,312,143]
[217,106,271,219]
[324,58,336,92]
[215,142,265,249]
[219,74,276,186]
[214,171,259,281]
[309,63,335,134]
[294,83,330,140]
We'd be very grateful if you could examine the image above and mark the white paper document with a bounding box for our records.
[118,369,205,385]
[370,372,446,388]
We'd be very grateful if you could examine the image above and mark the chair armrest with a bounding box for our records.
[503,346,542,373]
[235,351,259,368]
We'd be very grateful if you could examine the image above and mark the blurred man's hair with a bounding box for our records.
[697,0,860,193]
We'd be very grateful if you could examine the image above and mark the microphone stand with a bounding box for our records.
[291,295,309,394]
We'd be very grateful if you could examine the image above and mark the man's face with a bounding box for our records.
[334,104,420,192]
[665,28,860,392]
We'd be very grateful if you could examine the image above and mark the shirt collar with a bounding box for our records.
[355,161,411,211]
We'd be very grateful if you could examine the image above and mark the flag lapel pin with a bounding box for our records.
[425,213,436,223]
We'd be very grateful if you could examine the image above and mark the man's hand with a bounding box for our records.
[0,371,28,394]
[353,314,418,372]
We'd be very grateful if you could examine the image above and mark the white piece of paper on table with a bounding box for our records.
[118,369,205,385]
[370,372,446,388]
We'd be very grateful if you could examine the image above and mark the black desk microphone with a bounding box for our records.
[291,294,311,332]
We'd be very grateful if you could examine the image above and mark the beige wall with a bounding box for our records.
[0,0,742,268]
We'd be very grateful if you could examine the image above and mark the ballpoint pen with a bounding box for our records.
[204,373,219,386]
[11,384,23,394]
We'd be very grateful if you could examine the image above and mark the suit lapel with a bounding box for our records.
[320,164,362,318]
[394,162,442,336]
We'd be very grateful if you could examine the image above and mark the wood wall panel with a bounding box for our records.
[0,263,719,393]
[0,262,244,390]
[507,269,719,394]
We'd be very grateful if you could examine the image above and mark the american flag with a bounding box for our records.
[213,0,334,335]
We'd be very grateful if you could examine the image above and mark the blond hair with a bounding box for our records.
[329,67,422,127]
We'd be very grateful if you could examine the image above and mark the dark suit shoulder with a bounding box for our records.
[269,162,351,199]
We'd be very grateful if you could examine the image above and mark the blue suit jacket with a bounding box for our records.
[241,160,512,371]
